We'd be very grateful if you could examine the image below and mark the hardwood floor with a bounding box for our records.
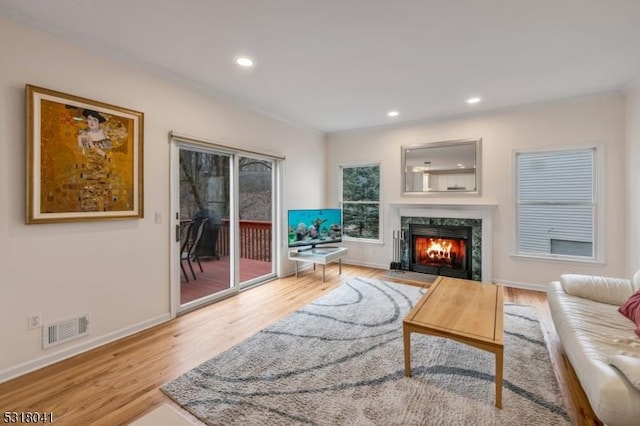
[0,266,600,425]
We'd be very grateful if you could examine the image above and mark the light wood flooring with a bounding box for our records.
[0,265,600,425]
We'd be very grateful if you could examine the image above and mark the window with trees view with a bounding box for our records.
[340,164,380,241]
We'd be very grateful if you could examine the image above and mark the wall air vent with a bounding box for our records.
[43,314,90,349]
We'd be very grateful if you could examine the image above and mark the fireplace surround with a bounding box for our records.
[402,217,481,281]
[409,223,473,279]
[389,202,496,282]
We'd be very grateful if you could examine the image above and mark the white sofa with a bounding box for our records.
[547,272,640,426]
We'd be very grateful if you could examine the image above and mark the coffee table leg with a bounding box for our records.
[495,348,503,408]
[403,324,411,377]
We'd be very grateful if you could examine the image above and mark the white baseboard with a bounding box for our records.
[493,278,546,292]
[284,262,314,278]
[286,261,548,293]
[284,259,389,277]
[342,259,389,270]
[0,313,171,384]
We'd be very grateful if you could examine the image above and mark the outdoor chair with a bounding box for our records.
[180,217,209,281]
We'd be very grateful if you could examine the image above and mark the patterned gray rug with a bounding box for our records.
[162,278,570,425]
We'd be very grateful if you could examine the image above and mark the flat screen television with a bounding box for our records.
[287,208,342,249]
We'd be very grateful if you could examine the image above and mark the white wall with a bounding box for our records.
[0,18,325,380]
[327,93,627,288]
[625,74,640,274]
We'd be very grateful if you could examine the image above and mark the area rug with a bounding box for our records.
[162,278,570,425]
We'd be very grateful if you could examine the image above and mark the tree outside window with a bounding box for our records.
[340,164,380,240]
[179,152,272,221]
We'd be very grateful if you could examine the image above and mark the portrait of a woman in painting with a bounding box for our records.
[78,109,111,155]
[72,107,128,212]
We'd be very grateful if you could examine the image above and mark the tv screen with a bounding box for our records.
[287,208,342,248]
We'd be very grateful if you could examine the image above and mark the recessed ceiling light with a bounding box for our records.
[387,111,399,117]
[234,56,255,68]
[467,97,482,104]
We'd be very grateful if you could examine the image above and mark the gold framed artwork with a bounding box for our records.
[26,85,144,223]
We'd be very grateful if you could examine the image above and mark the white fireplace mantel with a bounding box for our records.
[388,202,497,282]
[388,201,497,212]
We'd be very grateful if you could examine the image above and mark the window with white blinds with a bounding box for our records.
[516,148,596,259]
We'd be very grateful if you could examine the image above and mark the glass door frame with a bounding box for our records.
[169,132,283,317]
[175,143,237,313]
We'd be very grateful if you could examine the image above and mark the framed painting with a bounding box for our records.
[26,84,144,223]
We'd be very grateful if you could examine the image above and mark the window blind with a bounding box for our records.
[516,149,595,257]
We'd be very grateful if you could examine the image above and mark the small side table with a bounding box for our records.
[288,247,348,282]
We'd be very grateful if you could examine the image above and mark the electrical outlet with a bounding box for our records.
[28,313,42,330]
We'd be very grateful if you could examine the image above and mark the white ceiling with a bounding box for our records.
[2,0,640,133]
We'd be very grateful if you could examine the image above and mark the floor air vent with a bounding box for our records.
[43,314,89,348]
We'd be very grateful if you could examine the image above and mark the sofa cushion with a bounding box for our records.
[609,355,640,391]
[619,289,640,337]
[560,274,633,305]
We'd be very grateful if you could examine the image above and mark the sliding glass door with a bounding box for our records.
[172,138,278,314]
[238,156,274,287]
[178,147,232,308]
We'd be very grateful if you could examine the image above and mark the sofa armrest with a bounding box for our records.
[609,355,640,391]
[560,274,633,305]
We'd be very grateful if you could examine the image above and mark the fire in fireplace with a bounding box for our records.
[409,224,472,279]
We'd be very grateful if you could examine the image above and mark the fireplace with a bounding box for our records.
[392,203,494,281]
[409,223,472,279]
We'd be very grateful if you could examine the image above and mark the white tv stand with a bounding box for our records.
[288,246,348,282]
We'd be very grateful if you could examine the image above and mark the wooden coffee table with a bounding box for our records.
[403,276,505,408]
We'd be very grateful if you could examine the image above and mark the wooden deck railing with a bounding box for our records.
[217,219,272,262]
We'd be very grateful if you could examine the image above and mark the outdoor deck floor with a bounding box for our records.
[180,256,273,304]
